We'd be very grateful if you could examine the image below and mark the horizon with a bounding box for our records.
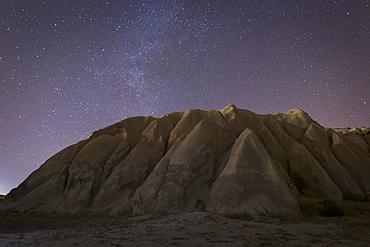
[1,106,368,195]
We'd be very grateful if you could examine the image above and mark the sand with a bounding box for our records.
[1,212,369,246]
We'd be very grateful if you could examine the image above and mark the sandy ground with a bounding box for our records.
[1,212,369,247]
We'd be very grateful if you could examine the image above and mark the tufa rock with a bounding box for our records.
[1,106,369,218]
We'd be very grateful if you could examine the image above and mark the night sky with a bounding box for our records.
[1,0,369,195]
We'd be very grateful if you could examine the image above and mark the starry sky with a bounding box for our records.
[1,0,369,195]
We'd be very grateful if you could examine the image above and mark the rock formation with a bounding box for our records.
[1,105,369,218]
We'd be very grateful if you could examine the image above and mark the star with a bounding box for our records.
[0,0,369,195]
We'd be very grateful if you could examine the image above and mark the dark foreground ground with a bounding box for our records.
[1,197,370,246]
[1,212,370,247]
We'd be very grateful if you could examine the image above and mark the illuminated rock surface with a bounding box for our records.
[2,105,369,217]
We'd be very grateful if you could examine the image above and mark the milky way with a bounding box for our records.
[1,0,369,194]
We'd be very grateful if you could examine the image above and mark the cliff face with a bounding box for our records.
[2,105,370,217]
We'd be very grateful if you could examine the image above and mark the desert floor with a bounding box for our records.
[1,211,370,247]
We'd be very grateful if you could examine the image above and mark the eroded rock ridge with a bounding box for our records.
[2,105,369,217]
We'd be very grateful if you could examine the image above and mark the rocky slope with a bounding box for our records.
[1,105,369,218]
